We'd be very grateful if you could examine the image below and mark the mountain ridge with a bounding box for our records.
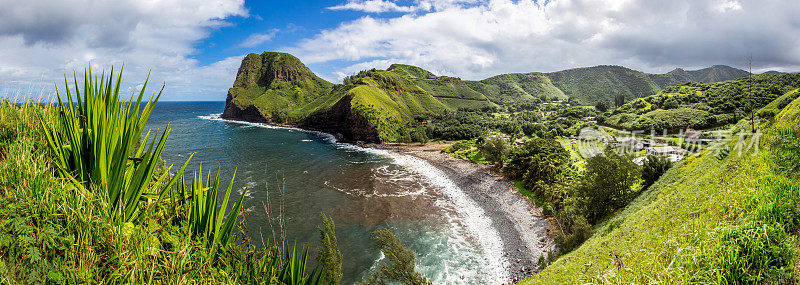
[222,51,750,142]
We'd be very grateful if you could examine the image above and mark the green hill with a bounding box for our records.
[545,65,661,105]
[222,52,335,123]
[222,53,499,142]
[603,74,800,131]
[524,93,800,284]
[222,52,749,142]
[473,73,567,104]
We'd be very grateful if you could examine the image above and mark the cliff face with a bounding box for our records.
[222,52,381,142]
[222,90,267,123]
[299,95,382,143]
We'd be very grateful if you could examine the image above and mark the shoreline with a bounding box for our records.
[368,142,556,283]
[207,115,556,282]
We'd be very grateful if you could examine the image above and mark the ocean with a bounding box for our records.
[147,101,507,284]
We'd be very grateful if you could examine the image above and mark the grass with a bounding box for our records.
[0,68,326,284]
[523,96,800,284]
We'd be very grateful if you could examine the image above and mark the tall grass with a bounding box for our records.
[43,67,185,223]
[0,68,328,284]
[173,165,245,257]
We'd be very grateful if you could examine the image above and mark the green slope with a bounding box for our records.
[473,73,567,104]
[224,52,335,122]
[387,64,498,110]
[545,65,662,105]
[604,74,800,130]
[524,96,800,284]
[223,52,751,141]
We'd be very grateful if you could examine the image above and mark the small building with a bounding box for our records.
[647,145,677,156]
[684,129,703,144]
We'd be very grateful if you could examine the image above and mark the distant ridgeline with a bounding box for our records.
[222,52,750,142]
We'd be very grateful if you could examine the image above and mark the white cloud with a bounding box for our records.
[299,0,800,82]
[327,0,480,13]
[240,30,278,47]
[0,0,247,101]
[714,0,743,13]
[328,0,420,13]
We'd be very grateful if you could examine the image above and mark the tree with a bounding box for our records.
[641,155,672,187]
[360,229,431,285]
[317,214,342,285]
[595,101,609,112]
[410,126,428,143]
[615,94,626,108]
[572,149,641,222]
[479,136,510,165]
[503,138,571,202]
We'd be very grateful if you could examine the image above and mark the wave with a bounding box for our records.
[198,113,510,283]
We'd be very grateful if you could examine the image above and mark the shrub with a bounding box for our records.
[641,155,672,187]
[361,229,431,285]
[479,136,510,165]
[572,149,641,223]
[503,138,570,202]
[553,197,592,254]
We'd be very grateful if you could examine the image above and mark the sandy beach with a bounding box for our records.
[369,142,556,282]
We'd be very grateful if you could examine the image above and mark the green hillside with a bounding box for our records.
[224,52,335,123]
[473,73,567,104]
[222,52,749,142]
[223,54,498,142]
[471,65,747,106]
[524,94,800,284]
[603,74,800,131]
[649,65,751,88]
[546,65,661,105]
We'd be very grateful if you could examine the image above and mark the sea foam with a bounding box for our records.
[198,113,511,283]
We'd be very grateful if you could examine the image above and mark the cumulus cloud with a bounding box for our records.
[0,0,247,100]
[297,0,800,82]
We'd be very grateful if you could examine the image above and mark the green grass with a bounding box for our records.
[523,96,800,284]
[0,68,326,284]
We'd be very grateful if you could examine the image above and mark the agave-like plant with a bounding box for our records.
[43,66,188,223]
[275,243,324,285]
[174,165,246,257]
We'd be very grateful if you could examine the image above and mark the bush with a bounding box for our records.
[503,138,570,202]
[410,126,429,143]
[553,197,592,254]
[479,136,510,165]
[572,149,641,223]
[641,155,672,187]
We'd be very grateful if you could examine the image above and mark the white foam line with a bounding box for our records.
[198,113,511,283]
[383,153,511,283]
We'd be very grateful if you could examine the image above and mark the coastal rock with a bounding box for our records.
[300,95,381,143]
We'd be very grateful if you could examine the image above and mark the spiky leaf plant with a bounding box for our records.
[42,66,188,223]
[174,165,246,257]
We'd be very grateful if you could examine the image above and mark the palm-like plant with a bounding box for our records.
[43,66,187,223]
[174,165,245,257]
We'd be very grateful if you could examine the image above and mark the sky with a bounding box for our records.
[1,0,799,101]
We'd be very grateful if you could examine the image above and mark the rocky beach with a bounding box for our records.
[370,143,557,282]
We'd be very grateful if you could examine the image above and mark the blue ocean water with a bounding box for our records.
[147,101,507,284]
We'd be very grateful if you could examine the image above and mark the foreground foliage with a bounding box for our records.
[524,93,800,284]
[0,68,326,284]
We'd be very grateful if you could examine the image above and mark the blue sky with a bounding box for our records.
[1,0,798,101]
